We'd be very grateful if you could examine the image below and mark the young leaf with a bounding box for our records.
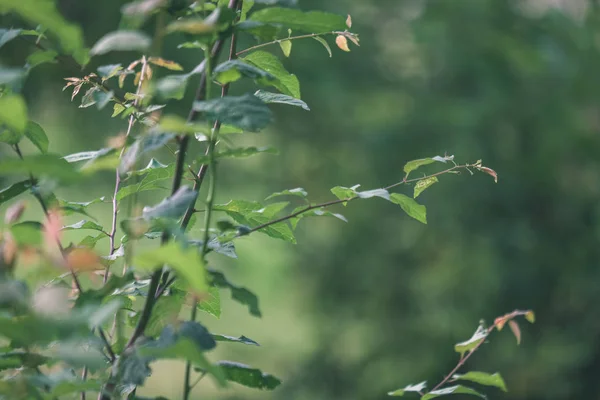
[414,176,438,198]
[509,320,521,345]
[389,193,427,224]
[454,324,487,357]
[452,371,507,392]
[249,7,347,33]
[24,121,49,153]
[388,381,427,396]
[193,94,272,132]
[213,59,275,85]
[0,94,27,133]
[148,57,183,71]
[421,385,486,400]
[254,90,310,111]
[525,310,535,323]
[331,186,357,204]
[403,158,435,175]
[198,286,221,318]
[209,269,261,317]
[242,51,300,98]
[279,39,292,57]
[312,36,332,57]
[335,35,350,52]
[90,30,151,55]
[134,241,208,294]
[216,361,281,390]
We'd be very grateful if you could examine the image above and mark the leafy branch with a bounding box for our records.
[236,30,359,56]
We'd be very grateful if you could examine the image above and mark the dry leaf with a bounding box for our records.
[478,166,498,183]
[509,320,521,345]
[346,14,352,28]
[336,35,350,52]
[148,57,183,71]
[66,248,104,272]
[494,315,509,331]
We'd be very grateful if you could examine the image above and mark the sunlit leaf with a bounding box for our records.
[242,51,300,98]
[454,324,487,357]
[279,39,292,57]
[90,30,151,56]
[452,371,507,392]
[335,35,350,52]
[0,94,27,133]
[525,310,535,323]
[414,176,438,198]
[421,385,485,400]
[389,193,427,224]
[148,56,183,71]
[388,381,427,396]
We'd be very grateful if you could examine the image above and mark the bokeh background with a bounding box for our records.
[2,0,600,399]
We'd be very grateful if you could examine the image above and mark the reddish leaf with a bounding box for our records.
[509,320,521,345]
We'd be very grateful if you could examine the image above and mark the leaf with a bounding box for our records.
[64,148,113,163]
[155,114,208,135]
[217,361,281,390]
[90,30,151,56]
[478,166,498,183]
[62,220,105,233]
[142,185,198,220]
[0,181,30,205]
[197,286,221,318]
[24,121,49,153]
[144,296,183,337]
[388,381,427,396]
[0,0,88,65]
[11,221,42,246]
[193,93,272,132]
[209,269,261,317]
[213,59,275,85]
[265,187,307,201]
[242,51,300,98]
[216,146,278,159]
[414,177,438,198]
[121,0,167,16]
[525,310,535,323]
[454,324,487,357]
[79,87,100,108]
[0,28,22,49]
[166,7,235,35]
[335,35,350,52]
[254,90,310,111]
[117,163,174,201]
[421,385,486,400]
[59,196,105,218]
[289,207,347,230]
[279,39,292,57]
[331,186,357,204]
[403,158,435,175]
[97,64,123,80]
[509,320,521,345]
[26,49,58,68]
[389,193,427,224]
[134,241,208,295]
[0,154,81,183]
[88,299,123,329]
[93,90,113,110]
[213,334,259,346]
[0,129,22,145]
[356,188,390,200]
[0,66,26,91]
[0,94,27,133]
[249,7,346,33]
[452,372,507,392]
[148,57,183,71]
[346,14,352,28]
[154,74,189,100]
[312,36,332,57]
[189,238,238,259]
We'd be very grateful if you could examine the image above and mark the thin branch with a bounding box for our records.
[236,30,349,56]
[98,329,116,362]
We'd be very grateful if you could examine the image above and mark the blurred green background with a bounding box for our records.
[2,0,600,399]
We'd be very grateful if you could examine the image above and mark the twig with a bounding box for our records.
[98,328,116,362]
[236,31,351,56]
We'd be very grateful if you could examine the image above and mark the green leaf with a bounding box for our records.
[454,324,487,357]
[193,94,272,132]
[75,271,135,307]
[0,0,88,65]
[0,94,27,133]
[147,57,183,71]
[197,286,221,318]
[421,385,486,400]
[0,28,22,49]
[403,158,435,175]
[58,196,105,218]
[254,90,309,110]
[0,129,22,145]
[64,148,113,163]
[10,221,42,246]
[279,39,292,57]
[265,187,307,201]
[289,207,347,230]
[24,121,49,153]
[134,241,208,295]
[189,238,238,259]
[414,176,438,198]
[93,90,114,110]
[90,30,151,56]
[155,114,208,135]
[26,49,57,68]
[88,299,123,329]
[117,163,174,201]
[209,269,261,317]
[213,59,275,84]
[142,185,198,220]
[388,381,427,396]
[154,74,190,100]
[144,296,183,337]
[242,51,300,98]
[0,181,30,205]
[213,334,259,346]
[389,193,427,224]
[0,66,26,91]
[215,146,278,159]
[452,372,507,392]
[166,7,235,35]
[330,185,357,204]
[249,7,346,33]
[217,361,281,390]
[97,63,123,80]
[312,36,332,57]
[78,234,106,249]
[62,219,106,233]
[0,154,81,183]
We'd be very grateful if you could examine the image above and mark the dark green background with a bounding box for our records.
[2,0,599,399]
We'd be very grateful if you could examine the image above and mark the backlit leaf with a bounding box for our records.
[148,57,183,71]
[421,385,485,400]
[388,381,427,396]
[335,35,350,52]
[525,310,535,323]
[414,177,438,198]
[0,94,27,133]
[279,39,292,57]
[24,121,49,153]
[452,371,507,392]
[242,51,300,98]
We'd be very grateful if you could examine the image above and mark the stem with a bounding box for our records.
[236,31,348,56]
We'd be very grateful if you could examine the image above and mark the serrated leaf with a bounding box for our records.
[217,361,281,390]
[24,121,49,153]
[134,241,208,294]
[312,36,332,57]
[254,90,309,110]
[403,158,435,175]
[209,269,261,317]
[265,187,307,201]
[389,193,427,224]
[454,324,487,357]
[0,94,27,133]
[509,320,521,345]
[193,93,272,132]
[90,30,151,55]
[249,7,346,33]
[142,185,198,220]
[213,334,259,346]
[388,381,427,396]
[414,177,438,198]
[0,154,81,183]
[214,59,274,85]
[242,51,300,98]
[452,371,507,392]
[421,385,486,400]
[0,181,30,205]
